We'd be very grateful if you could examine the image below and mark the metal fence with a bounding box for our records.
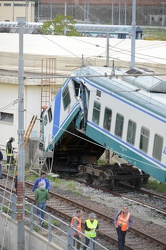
[0,187,108,250]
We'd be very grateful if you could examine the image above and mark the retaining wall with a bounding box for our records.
[0,213,63,250]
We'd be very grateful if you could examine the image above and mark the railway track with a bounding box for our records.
[0,175,166,250]
[70,177,166,217]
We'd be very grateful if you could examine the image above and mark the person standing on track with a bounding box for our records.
[32,172,50,192]
[35,181,49,226]
[0,147,3,179]
[83,213,99,250]
[6,137,15,170]
[114,205,133,250]
[70,209,83,250]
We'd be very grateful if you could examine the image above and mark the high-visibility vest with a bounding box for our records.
[6,144,14,157]
[71,216,82,236]
[84,219,98,238]
[116,212,130,231]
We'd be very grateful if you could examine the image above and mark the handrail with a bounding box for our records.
[0,187,108,250]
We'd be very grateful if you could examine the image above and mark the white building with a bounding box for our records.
[0,0,35,22]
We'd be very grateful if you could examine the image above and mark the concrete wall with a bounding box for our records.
[0,213,63,250]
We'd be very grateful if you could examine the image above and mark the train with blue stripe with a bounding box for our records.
[42,66,166,189]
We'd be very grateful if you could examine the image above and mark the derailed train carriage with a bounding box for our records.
[42,66,166,189]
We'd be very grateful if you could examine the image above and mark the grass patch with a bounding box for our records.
[44,219,60,227]
[33,226,40,232]
[52,219,59,226]
[144,180,166,193]
[66,181,76,189]
[98,158,106,165]
[143,28,166,41]
[26,174,39,181]
[2,206,11,214]
[25,206,30,215]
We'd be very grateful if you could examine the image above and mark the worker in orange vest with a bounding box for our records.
[114,206,133,250]
[70,209,83,250]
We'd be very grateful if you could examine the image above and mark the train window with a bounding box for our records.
[48,108,52,123]
[73,80,80,97]
[103,108,112,131]
[127,120,136,145]
[62,86,71,110]
[115,113,124,138]
[153,134,163,161]
[92,101,101,125]
[96,90,101,98]
[44,115,48,126]
[139,127,149,153]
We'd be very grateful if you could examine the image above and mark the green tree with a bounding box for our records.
[40,14,81,36]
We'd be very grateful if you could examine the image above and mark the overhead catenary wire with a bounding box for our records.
[0,99,18,112]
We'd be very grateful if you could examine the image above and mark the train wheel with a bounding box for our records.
[142,171,149,185]
[134,169,143,189]
[85,173,94,185]
[106,170,114,190]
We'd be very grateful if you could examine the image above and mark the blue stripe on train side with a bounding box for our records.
[52,89,61,137]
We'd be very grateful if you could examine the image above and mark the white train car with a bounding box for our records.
[42,66,166,187]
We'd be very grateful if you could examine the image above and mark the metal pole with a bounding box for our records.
[112,0,114,25]
[37,0,39,21]
[17,21,25,250]
[64,2,67,35]
[50,0,52,20]
[106,33,109,67]
[87,2,89,20]
[13,0,14,21]
[161,2,166,32]
[125,1,126,25]
[130,0,136,69]
[84,0,86,22]
[25,0,28,22]
[119,0,120,25]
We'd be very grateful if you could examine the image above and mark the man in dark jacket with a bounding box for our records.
[6,137,15,170]
[0,148,3,179]
[35,181,49,226]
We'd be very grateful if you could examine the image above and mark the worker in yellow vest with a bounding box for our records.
[6,137,15,170]
[114,206,133,250]
[83,213,99,250]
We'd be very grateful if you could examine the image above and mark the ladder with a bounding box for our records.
[24,115,38,148]
[41,58,56,113]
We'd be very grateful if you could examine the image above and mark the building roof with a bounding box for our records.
[0,33,166,75]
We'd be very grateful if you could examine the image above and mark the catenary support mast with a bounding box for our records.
[17,21,25,250]
[130,0,136,68]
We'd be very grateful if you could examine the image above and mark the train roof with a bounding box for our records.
[74,24,143,33]
[74,66,166,118]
